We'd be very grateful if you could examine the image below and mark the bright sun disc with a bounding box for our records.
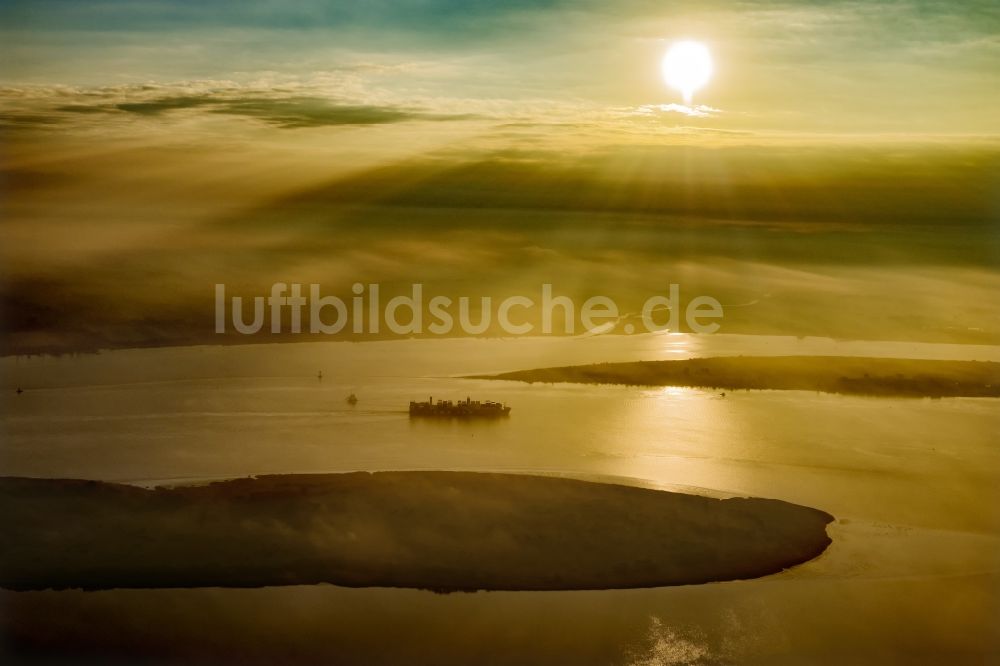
[661,40,713,105]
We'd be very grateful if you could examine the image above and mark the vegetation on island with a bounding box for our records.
[0,472,832,592]
[473,356,1000,398]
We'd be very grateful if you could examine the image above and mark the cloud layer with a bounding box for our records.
[1,1,998,354]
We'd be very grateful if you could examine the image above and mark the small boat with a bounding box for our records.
[346,394,358,405]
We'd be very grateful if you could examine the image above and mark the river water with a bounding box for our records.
[2,333,999,663]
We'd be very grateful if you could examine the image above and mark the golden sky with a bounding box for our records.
[1,0,998,353]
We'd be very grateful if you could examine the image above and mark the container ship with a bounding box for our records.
[409,397,511,418]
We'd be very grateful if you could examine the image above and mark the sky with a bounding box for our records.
[1,0,998,353]
[3,0,998,132]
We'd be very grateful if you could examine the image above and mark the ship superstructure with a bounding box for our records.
[409,396,511,418]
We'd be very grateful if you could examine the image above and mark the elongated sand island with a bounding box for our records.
[472,356,1000,397]
[0,472,832,592]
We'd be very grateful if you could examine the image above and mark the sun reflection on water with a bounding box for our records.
[627,616,713,666]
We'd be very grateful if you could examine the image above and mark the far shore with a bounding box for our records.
[470,356,1000,398]
[0,472,832,592]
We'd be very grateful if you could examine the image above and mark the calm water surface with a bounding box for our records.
[2,334,999,664]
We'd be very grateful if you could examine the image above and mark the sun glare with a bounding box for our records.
[661,40,713,105]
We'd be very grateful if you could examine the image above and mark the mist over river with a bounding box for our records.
[2,333,999,663]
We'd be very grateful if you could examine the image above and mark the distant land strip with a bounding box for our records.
[469,356,1000,398]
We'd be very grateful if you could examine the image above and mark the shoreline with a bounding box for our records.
[471,356,1000,398]
[1,471,833,593]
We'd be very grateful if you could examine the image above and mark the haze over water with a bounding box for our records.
[3,334,999,663]
[2,0,999,661]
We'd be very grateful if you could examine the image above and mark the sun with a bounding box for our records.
[661,40,713,105]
